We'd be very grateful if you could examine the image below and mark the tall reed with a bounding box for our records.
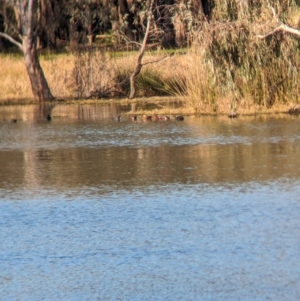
[177,0,300,114]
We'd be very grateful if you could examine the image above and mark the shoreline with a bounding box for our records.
[0,96,297,117]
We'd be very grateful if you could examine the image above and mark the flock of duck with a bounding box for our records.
[8,114,183,123]
[113,115,185,122]
[7,106,300,123]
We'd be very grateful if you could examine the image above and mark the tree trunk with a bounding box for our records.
[118,0,136,41]
[129,63,142,99]
[129,0,154,99]
[23,35,54,101]
[1,0,54,101]
[20,0,54,101]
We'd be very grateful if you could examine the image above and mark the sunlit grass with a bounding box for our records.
[41,53,75,99]
[0,54,32,100]
[0,48,189,103]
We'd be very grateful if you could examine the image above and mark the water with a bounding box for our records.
[1,105,300,301]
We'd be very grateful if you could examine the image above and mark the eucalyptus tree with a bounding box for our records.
[0,0,54,101]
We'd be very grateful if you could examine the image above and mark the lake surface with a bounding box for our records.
[1,104,300,301]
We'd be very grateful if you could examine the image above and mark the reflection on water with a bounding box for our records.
[0,103,127,122]
[1,104,300,301]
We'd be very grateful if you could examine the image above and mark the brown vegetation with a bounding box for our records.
[0,47,296,116]
[1,1,300,116]
[0,50,182,101]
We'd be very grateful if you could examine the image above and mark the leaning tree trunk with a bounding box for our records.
[129,0,154,99]
[23,35,54,101]
[1,0,55,102]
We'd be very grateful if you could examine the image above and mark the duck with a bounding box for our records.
[158,115,170,121]
[10,118,17,123]
[130,115,137,121]
[175,115,184,121]
[288,105,300,115]
[142,115,152,120]
[47,115,52,121]
[152,115,159,121]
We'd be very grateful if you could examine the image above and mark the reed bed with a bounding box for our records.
[178,0,300,115]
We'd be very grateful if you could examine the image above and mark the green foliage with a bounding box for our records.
[136,69,178,96]
[114,67,179,97]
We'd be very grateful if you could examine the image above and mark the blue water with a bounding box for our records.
[1,113,300,300]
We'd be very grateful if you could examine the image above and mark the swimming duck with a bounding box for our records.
[158,115,170,121]
[288,106,300,115]
[130,115,137,121]
[47,115,52,121]
[143,115,152,120]
[175,115,184,121]
[152,115,159,121]
[10,119,17,123]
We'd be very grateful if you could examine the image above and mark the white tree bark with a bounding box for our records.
[258,5,300,39]
[0,0,54,101]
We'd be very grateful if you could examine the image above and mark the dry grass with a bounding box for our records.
[0,53,75,101]
[0,55,32,101]
[0,50,186,101]
[177,0,300,116]
[42,54,75,98]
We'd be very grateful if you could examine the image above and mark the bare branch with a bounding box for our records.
[127,40,143,47]
[129,0,155,99]
[143,56,169,66]
[258,23,300,39]
[270,6,280,23]
[258,3,300,39]
[0,32,23,50]
[139,0,154,56]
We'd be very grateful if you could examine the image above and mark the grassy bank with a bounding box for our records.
[0,49,181,102]
[180,0,300,116]
[0,43,299,117]
[1,1,300,116]
[0,32,300,115]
